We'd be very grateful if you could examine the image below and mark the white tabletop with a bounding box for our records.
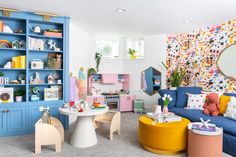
[59,106,109,117]
[188,122,223,136]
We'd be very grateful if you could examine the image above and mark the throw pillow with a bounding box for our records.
[219,95,231,115]
[176,87,202,108]
[224,97,236,121]
[158,89,176,109]
[186,93,206,110]
[202,91,223,101]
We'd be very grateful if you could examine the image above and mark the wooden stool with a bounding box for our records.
[35,117,64,154]
[94,111,120,140]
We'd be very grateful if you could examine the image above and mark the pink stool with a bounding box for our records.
[188,123,223,157]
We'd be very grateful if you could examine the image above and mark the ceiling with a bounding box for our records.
[1,0,236,35]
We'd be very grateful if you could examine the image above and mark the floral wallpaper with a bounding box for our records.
[166,19,236,92]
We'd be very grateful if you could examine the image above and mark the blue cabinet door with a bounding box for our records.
[7,106,27,133]
[28,105,42,131]
[0,108,6,134]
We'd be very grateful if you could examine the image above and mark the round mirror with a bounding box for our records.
[218,44,236,80]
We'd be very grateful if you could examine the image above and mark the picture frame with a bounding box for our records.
[0,88,14,103]
[44,88,59,101]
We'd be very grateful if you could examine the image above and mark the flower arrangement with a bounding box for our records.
[162,94,173,107]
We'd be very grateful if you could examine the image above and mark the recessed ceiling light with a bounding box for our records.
[116,8,126,13]
[182,20,192,24]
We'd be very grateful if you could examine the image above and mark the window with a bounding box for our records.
[127,38,144,58]
[96,39,119,59]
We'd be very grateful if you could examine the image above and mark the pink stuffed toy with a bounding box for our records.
[203,93,220,116]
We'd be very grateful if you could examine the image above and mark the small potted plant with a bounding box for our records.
[162,94,173,114]
[29,87,40,101]
[129,48,137,60]
[161,61,186,89]
[14,89,25,102]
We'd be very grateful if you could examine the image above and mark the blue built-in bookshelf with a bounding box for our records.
[0,11,69,137]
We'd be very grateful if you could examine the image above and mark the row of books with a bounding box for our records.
[12,55,26,68]
[146,112,182,123]
[191,124,216,132]
[28,37,44,50]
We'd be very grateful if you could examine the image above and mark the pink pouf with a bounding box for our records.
[188,123,223,157]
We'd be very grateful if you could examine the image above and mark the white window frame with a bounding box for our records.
[127,38,144,59]
[96,38,119,59]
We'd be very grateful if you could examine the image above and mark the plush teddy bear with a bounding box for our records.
[203,93,220,116]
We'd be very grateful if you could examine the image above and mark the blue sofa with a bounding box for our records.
[158,87,236,156]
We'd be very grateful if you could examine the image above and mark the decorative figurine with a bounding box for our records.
[47,39,56,50]
[39,106,51,124]
[3,61,12,69]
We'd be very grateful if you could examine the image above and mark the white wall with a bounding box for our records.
[123,34,167,111]
[69,20,95,76]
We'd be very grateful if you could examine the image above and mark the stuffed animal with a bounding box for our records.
[203,93,220,116]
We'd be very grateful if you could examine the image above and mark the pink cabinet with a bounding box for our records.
[86,95,105,104]
[101,74,118,84]
[120,95,136,112]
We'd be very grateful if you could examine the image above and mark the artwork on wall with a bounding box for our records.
[0,88,14,103]
[166,19,236,92]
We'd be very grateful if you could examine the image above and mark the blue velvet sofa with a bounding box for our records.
[158,87,236,156]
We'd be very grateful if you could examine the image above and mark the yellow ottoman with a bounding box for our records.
[138,115,190,155]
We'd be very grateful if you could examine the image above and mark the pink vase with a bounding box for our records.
[163,106,169,114]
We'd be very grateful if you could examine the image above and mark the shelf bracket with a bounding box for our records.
[34,12,60,22]
[0,7,18,17]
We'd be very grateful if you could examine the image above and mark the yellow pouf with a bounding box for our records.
[138,115,190,155]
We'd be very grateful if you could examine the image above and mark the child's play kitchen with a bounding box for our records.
[86,73,136,112]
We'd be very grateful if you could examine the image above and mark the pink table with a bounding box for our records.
[188,123,223,157]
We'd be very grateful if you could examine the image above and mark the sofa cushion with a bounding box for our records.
[170,107,236,136]
[158,89,176,109]
[219,95,231,114]
[176,87,202,108]
[224,93,236,97]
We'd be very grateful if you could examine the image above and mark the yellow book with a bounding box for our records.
[15,56,20,68]
[20,55,26,69]
[12,57,16,68]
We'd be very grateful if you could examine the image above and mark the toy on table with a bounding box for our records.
[65,99,89,112]
[203,93,220,116]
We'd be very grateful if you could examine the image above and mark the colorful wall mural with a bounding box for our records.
[166,19,236,92]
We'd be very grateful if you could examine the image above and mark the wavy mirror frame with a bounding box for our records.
[217,43,236,81]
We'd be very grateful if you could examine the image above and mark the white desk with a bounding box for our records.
[59,106,108,148]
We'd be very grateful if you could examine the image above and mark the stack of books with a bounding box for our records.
[12,55,26,69]
[191,124,216,132]
[147,112,182,123]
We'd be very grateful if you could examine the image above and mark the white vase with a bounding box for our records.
[169,87,177,90]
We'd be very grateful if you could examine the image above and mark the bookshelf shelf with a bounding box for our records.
[0,32,26,36]
[29,69,63,71]
[0,48,26,51]
[29,50,63,53]
[1,84,26,86]
[29,83,63,86]
[29,34,63,39]
[0,68,26,71]
[0,11,69,137]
